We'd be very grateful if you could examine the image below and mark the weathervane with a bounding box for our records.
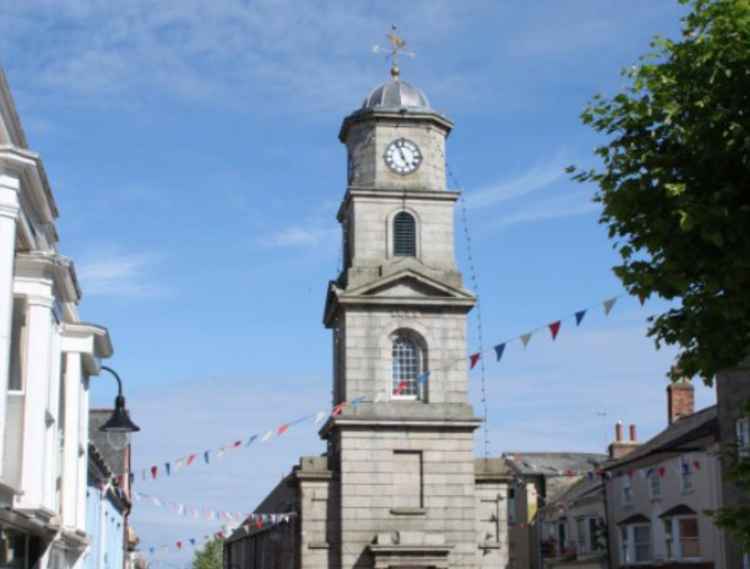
[372,25,415,79]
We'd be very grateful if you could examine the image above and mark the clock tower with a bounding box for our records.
[320,42,501,569]
[223,34,511,569]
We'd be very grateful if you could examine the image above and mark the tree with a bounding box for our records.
[570,0,750,384]
[192,538,223,569]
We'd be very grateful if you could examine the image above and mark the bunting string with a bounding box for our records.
[143,514,295,556]
[137,293,633,482]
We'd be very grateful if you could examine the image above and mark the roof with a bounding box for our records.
[89,409,128,475]
[361,77,431,111]
[604,405,718,470]
[505,452,608,476]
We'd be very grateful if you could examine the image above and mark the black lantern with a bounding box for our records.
[99,366,140,449]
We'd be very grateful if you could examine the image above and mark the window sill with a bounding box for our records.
[390,507,426,516]
[479,542,501,550]
[308,542,329,550]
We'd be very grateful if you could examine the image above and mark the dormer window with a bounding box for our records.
[393,212,416,257]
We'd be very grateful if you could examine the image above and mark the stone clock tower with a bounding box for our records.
[319,60,499,569]
[224,51,510,569]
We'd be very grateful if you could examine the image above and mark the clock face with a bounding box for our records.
[384,138,423,175]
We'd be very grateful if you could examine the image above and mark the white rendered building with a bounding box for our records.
[0,69,115,569]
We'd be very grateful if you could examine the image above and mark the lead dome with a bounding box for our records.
[361,75,431,111]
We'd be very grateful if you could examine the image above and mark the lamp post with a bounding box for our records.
[99,365,140,449]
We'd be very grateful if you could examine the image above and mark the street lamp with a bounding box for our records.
[99,365,140,450]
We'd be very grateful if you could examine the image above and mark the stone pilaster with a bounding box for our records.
[0,172,19,481]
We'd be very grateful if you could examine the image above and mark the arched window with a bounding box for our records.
[392,333,423,398]
[393,211,416,257]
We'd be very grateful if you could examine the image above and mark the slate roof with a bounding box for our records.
[603,405,718,470]
[504,452,608,476]
[90,409,127,475]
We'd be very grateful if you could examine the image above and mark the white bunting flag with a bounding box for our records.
[520,333,533,349]
[261,430,273,442]
[603,297,617,316]
[314,411,327,426]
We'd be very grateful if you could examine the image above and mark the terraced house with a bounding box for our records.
[0,68,129,569]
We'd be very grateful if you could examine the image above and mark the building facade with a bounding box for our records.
[715,358,750,569]
[504,453,607,569]
[84,444,129,569]
[0,68,115,569]
[225,64,511,569]
[602,381,726,569]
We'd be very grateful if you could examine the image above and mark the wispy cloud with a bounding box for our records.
[493,190,598,228]
[465,152,567,210]
[258,226,337,249]
[77,249,165,297]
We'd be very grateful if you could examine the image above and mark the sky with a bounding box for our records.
[0,0,716,565]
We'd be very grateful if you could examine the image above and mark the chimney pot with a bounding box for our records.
[667,377,695,425]
[629,424,637,442]
[615,421,623,442]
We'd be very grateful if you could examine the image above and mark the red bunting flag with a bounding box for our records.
[176,541,182,550]
[186,453,197,466]
[232,440,242,448]
[658,466,666,477]
[549,320,561,340]
[150,466,158,480]
[277,424,289,435]
[693,460,701,471]
[394,381,409,395]
[255,518,264,529]
[469,352,481,369]
[331,403,345,417]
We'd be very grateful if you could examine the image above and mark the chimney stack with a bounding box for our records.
[667,374,695,425]
[609,420,639,460]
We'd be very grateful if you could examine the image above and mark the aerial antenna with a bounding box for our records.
[372,25,415,79]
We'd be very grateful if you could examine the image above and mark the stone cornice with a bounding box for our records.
[15,251,81,304]
[62,322,114,358]
[337,187,460,221]
[320,416,481,438]
[339,108,453,142]
[0,145,58,222]
[0,70,29,149]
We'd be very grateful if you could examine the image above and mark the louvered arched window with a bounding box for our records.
[393,211,416,257]
[392,333,422,399]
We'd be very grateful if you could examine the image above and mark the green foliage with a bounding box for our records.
[713,401,750,552]
[570,0,750,384]
[192,538,223,569]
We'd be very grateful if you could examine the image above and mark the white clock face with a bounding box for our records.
[384,138,423,175]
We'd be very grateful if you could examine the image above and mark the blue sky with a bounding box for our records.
[1,0,716,563]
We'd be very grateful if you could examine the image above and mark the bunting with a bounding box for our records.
[469,352,481,369]
[548,321,561,340]
[143,515,296,556]
[494,343,506,362]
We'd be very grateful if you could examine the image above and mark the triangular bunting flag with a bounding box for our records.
[216,448,225,459]
[204,450,210,464]
[245,434,258,447]
[394,380,409,395]
[186,453,197,466]
[520,333,532,348]
[232,440,242,448]
[417,371,430,384]
[277,424,289,435]
[494,343,506,362]
[164,463,171,476]
[331,403,345,416]
[549,321,561,340]
[261,430,273,442]
[575,310,586,326]
[638,292,647,306]
[314,411,327,425]
[351,396,366,409]
[469,352,481,369]
[176,541,182,550]
[150,466,158,479]
[603,297,617,316]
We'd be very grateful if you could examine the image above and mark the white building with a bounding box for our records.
[0,68,115,569]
